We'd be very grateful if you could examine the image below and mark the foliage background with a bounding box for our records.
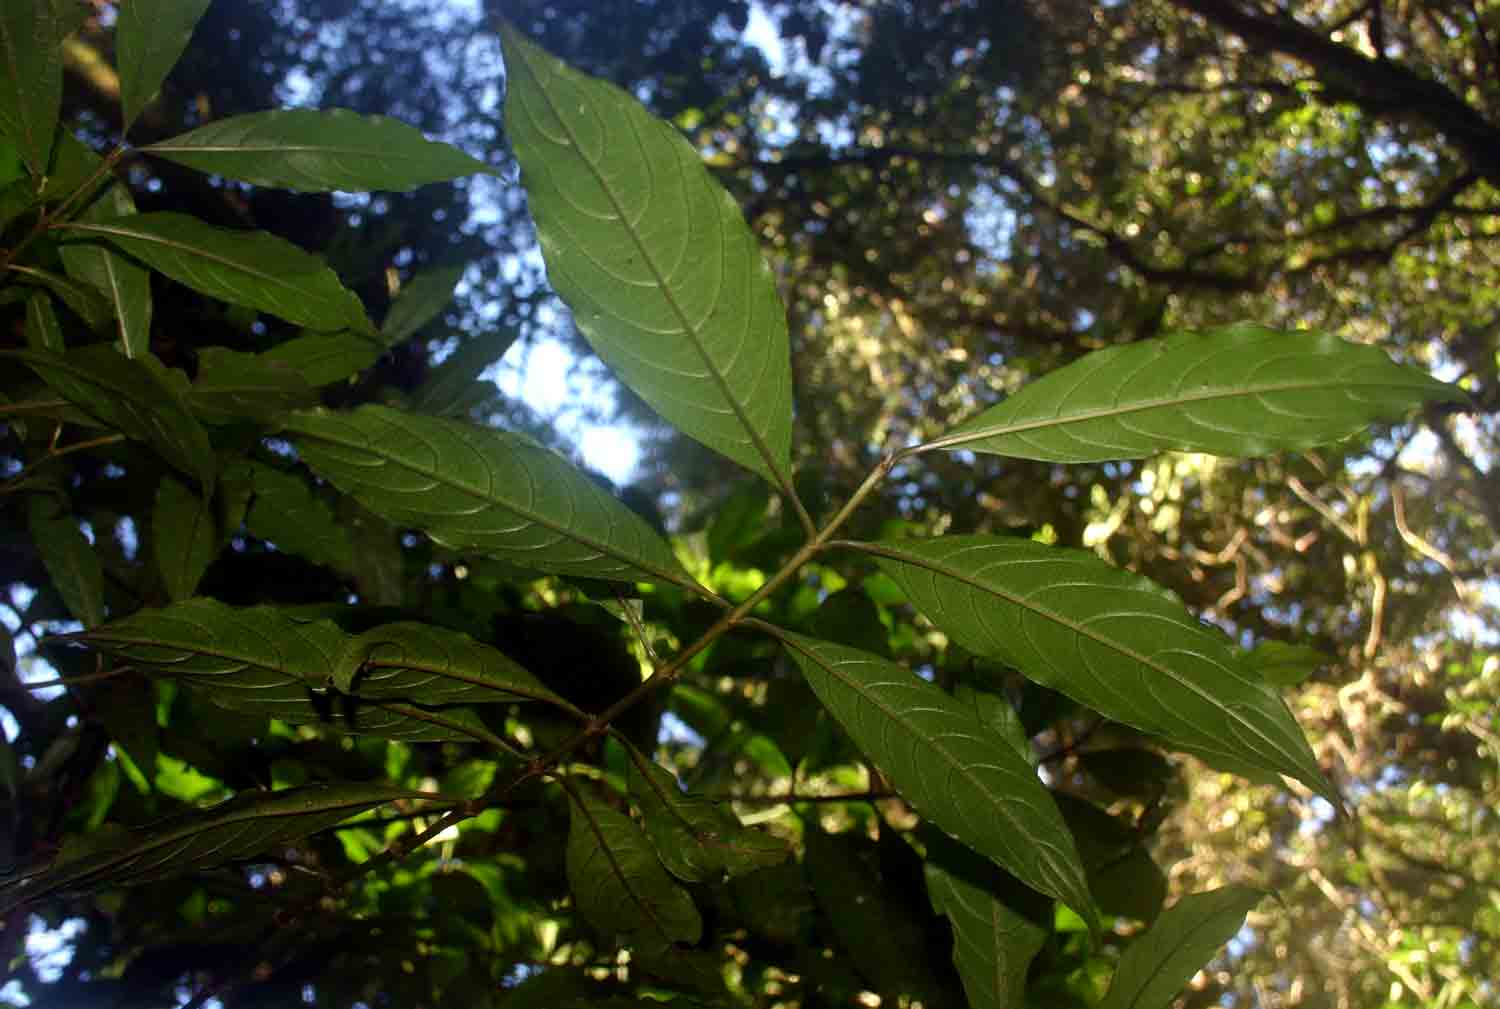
[2,1,1497,1007]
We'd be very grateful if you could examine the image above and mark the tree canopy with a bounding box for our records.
[2,2,1496,1008]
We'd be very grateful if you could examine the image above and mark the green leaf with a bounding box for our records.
[28,495,104,627]
[189,682,507,745]
[143,109,492,192]
[59,183,153,358]
[115,0,212,132]
[381,261,465,346]
[928,323,1467,461]
[7,346,216,485]
[565,787,702,955]
[152,475,216,601]
[0,0,81,174]
[0,782,429,909]
[809,588,891,658]
[922,829,1050,1009]
[953,683,1034,765]
[10,264,112,333]
[1241,640,1329,687]
[1079,748,1175,799]
[780,632,1095,919]
[23,292,62,351]
[284,405,695,589]
[705,481,770,565]
[232,461,355,573]
[410,324,519,416]
[331,621,577,710]
[87,675,159,777]
[1097,887,1266,1009]
[188,347,318,424]
[500,25,794,488]
[63,212,371,332]
[261,330,381,387]
[1055,794,1166,922]
[865,536,1337,803]
[626,754,786,882]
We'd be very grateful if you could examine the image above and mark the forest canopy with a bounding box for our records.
[1,1,1497,1008]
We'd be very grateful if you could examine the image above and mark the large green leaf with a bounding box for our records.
[500,25,794,488]
[780,632,1094,919]
[115,0,212,132]
[866,536,1337,803]
[28,496,104,627]
[143,109,492,192]
[1097,887,1266,1009]
[922,830,1050,1009]
[59,183,153,358]
[152,475,216,601]
[188,347,318,424]
[626,754,786,883]
[62,212,371,332]
[11,264,112,333]
[926,323,1466,461]
[565,788,702,955]
[0,782,428,910]
[284,405,695,589]
[0,0,81,174]
[7,346,215,485]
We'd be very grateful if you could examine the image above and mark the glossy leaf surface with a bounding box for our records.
[929,323,1466,461]
[565,788,701,955]
[152,475,216,601]
[1098,887,1266,1009]
[868,536,1336,802]
[65,212,370,332]
[627,756,785,882]
[60,184,153,358]
[144,109,491,192]
[115,0,212,131]
[284,405,694,588]
[1,782,425,910]
[781,632,1094,918]
[501,25,794,487]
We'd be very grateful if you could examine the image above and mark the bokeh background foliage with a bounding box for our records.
[1,2,1497,1008]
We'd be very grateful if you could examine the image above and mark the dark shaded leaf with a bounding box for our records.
[23,292,62,351]
[152,475,216,601]
[232,460,355,573]
[11,264,112,333]
[115,0,212,132]
[261,330,381,387]
[627,755,786,882]
[59,183,153,358]
[28,495,104,627]
[381,261,465,346]
[0,0,81,173]
[1097,887,1266,1009]
[189,347,318,424]
[410,324,519,416]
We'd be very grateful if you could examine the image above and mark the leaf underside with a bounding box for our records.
[1098,887,1266,1009]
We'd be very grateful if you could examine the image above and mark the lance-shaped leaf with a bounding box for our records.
[230,460,355,573]
[261,330,381,387]
[60,183,153,358]
[627,754,786,882]
[565,788,702,955]
[865,537,1337,803]
[23,292,62,351]
[780,632,1094,919]
[152,475,216,601]
[1097,887,1266,1009]
[62,212,371,332]
[331,621,577,712]
[115,0,212,132]
[411,324,520,416]
[0,782,429,910]
[284,405,695,589]
[1241,640,1330,688]
[28,496,104,627]
[381,261,465,346]
[143,109,492,192]
[0,0,83,174]
[189,347,318,424]
[11,264,112,333]
[925,323,1467,461]
[922,829,1050,1009]
[7,346,215,485]
[500,25,794,489]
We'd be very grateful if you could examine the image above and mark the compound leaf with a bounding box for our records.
[284,405,695,589]
[929,323,1466,461]
[780,632,1094,920]
[1098,887,1266,1009]
[144,109,491,192]
[115,0,212,132]
[865,537,1336,804]
[501,25,793,489]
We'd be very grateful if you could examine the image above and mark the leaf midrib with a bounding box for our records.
[512,36,788,489]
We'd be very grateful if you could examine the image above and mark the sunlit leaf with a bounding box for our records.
[59,183,153,358]
[927,323,1467,461]
[865,536,1337,803]
[0,0,83,173]
[922,829,1050,1009]
[28,495,104,627]
[115,0,212,132]
[0,782,431,910]
[284,405,696,589]
[188,347,318,424]
[565,787,701,955]
[63,212,371,332]
[7,346,216,485]
[1097,887,1266,1009]
[780,632,1095,919]
[152,475,216,601]
[381,261,465,346]
[261,330,381,387]
[501,25,794,488]
[144,109,492,192]
[627,754,786,882]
